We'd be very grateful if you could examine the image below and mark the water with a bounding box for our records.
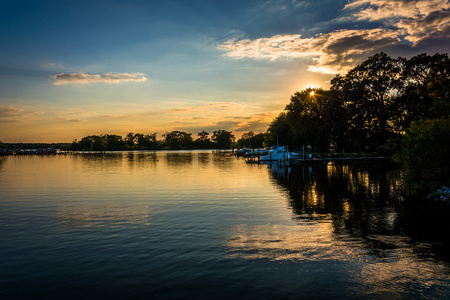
[1,151,449,299]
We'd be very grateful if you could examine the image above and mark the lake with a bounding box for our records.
[1,151,449,299]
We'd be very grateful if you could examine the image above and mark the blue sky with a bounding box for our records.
[1,0,449,142]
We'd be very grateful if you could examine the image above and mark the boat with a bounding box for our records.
[289,152,301,159]
[260,146,290,161]
[236,148,252,156]
[248,149,269,156]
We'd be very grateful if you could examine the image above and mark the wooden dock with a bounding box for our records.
[245,155,391,164]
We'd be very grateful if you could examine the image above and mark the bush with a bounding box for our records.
[394,118,450,196]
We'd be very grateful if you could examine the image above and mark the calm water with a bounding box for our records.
[1,151,449,299]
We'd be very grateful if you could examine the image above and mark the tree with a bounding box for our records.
[266,112,294,148]
[125,132,136,148]
[394,118,450,195]
[241,131,255,140]
[266,88,331,151]
[135,133,158,149]
[79,135,106,151]
[194,131,213,149]
[330,52,404,151]
[237,131,265,148]
[397,53,450,130]
[285,88,331,151]
[105,134,127,150]
[163,131,193,150]
[212,130,235,149]
[197,131,210,141]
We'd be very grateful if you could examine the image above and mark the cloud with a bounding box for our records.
[51,72,148,85]
[218,0,449,74]
[344,0,450,45]
[0,106,43,118]
[344,0,448,21]
[56,117,87,123]
[219,29,401,74]
[0,106,25,118]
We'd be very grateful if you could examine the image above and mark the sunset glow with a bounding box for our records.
[1,0,448,142]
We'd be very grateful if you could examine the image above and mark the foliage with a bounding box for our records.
[330,52,404,151]
[69,129,234,150]
[267,52,449,156]
[265,112,293,148]
[69,134,126,151]
[237,131,265,148]
[394,118,450,196]
[134,133,158,149]
[162,131,193,150]
[266,88,332,151]
[397,53,450,130]
[193,131,214,149]
[212,130,235,149]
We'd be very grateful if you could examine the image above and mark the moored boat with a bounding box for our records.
[260,146,290,161]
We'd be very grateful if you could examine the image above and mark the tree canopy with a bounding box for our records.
[237,131,265,148]
[267,52,449,195]
[69,129,240,151]
[212,130,235,149]
[267,52,449,154]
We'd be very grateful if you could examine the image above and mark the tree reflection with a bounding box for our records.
[165,152,193,168]
[125,151,158,169]
[266,161,450,260]
[78,152,124,168]
[0,157,6,172]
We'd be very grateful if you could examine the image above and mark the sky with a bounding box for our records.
[1,0,449,142]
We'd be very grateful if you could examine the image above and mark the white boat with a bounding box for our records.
[260,146,290,161]
[289,152,301,159]
[249,149,269,156]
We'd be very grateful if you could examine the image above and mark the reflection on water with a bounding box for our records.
[57,203,151,229]
[227,221,355,261]
[263,161,450,250]
[226,160,450,298]
[1,152,449,299]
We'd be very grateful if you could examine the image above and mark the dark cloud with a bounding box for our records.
[219,0,449,74]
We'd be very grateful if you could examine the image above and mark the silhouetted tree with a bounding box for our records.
[237,131,265,148]
[104,134,127,150]
[394,117,450,195]
[194,131,213,149]
[397,53,450,130]
[135,133,158,149]
[285,88,331,151]
[163,131,193,150]
[330,52,404,151]
[266,112,293,148]
[125,132,136,148]
[212,130,235,149]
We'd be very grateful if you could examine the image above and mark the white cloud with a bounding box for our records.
[344,0,448,21]
[344,0,450,45]
[51,72,148,85]
[218,0,449,74]
[219,29,400,74]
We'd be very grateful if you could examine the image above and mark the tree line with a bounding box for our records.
[68,130,240,151]
[55,52,450,195]
[266,52,449,195]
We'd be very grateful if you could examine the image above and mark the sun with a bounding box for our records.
[310,91,315,96]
